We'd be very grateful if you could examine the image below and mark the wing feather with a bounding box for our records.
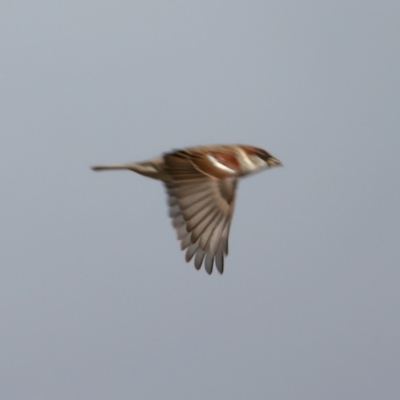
[208,213,229,255]
[189,207,220,241]
[215,249,224,274]
[163,149,237,274]
[199,212,224,250]
[194,248,206,270]
[186,240,199,263]
[204,252,214,274]
[178,190,214,210]
[183,197,216,221]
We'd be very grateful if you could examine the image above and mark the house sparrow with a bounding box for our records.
[92,144,282,274]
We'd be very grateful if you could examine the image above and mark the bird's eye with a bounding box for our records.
[257,151,272,161]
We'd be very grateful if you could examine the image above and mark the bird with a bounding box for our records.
[92,144,282,274]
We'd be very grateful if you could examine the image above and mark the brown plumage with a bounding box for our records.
[92,144,282,274]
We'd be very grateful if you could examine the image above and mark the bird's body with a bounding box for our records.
[92,144,282,274]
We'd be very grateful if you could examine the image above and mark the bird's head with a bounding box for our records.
[254,148,282,167]
[238,145,282,174]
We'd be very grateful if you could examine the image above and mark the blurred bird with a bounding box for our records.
[92,144,282,274]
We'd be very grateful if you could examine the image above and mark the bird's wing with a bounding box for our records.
[163,151,237,274]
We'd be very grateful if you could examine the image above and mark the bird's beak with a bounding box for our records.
[267,157,283,167]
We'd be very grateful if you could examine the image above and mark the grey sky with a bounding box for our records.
[1,2,399,399]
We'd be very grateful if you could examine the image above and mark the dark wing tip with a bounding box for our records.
[215,250,224,274]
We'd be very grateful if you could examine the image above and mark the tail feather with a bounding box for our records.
[92,164,132,171]
[91,158,165,180]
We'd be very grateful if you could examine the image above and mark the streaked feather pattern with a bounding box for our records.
[162,149,238,274]
[92,144,281,274]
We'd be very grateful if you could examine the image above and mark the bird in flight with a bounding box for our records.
[92,144,282,274]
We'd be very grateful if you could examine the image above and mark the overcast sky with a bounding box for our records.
[1,2,400,399]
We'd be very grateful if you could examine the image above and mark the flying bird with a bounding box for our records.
[92,144,282,274]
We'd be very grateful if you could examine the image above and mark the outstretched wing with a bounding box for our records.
[163,150,237,274]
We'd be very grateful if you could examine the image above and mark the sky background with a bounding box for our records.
[1,2,400,399]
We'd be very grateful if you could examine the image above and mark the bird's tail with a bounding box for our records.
[92,164,132,171]
[91,158,165,180]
